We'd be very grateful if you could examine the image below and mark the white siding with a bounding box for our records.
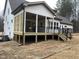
[4,0,14,39]
[25,4,54,17]
[60,24,73,29]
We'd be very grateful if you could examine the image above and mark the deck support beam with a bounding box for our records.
[19,35,20,44]
[16,34,17,42]
[35,35,37,43]
[23,35,25,45]
[58,35,60,41]
[52,35,54,40]
[45,35,47,41]
[14,34,16,41]
[23,8,26,45]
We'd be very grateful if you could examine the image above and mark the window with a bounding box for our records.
[9,32,11,35]
[8,8,10,15]
[65,26,67,28]
[6,16,7,21]
[4,16,7,23]
[8,27,10,29]
[7,22,9,24]
[11,19,13,23]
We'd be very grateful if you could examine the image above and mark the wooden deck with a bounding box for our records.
[14,32,59,45]
[14,32,58,36]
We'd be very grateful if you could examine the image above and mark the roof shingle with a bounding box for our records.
[3,0,28,15]
[9,0,27,11]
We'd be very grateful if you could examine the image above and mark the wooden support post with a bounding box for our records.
[58,35,60,41]
[23,8,26,45]
[53,34,54,39]
[35,35,37,43]
[45,35,47,41]
[14,34,16,41]
[16,35,18,42]
[58,34,60,40]
[52,35,54,40]
[23,35,25,45]
[16,34,17,42]
[17,35,18,42]
[12,35,14,41]
[19,35,20,44]
[13,34,15,41]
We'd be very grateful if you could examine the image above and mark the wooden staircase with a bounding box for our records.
[58,34,67,41]
[58,33,72,41]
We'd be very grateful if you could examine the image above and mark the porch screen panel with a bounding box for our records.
[17,15,19,31]
[26,13,36,32]
[19,14,21,32]
[20,13,23,32]
[14,14,23,32]
[18,15,20,32]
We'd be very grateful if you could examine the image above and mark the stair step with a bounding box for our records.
[58,34,67,41]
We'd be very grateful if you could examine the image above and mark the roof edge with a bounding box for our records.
[3,0,7,16]
[60,22,73,25]
[12,1,55,15]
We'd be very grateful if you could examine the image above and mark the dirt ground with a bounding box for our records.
[46,33,79,59]
[0,33,79,59]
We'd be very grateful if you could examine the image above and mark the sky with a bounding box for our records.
[0,0,58,16]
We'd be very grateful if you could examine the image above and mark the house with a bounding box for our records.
[12,1,63,44]
[60,17,73,33]
[3,0,26,39]
[4,0,73,44]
